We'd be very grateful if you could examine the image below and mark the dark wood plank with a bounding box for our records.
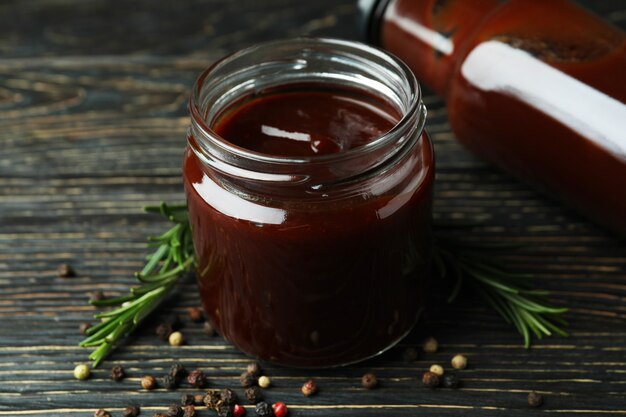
[1,0,625,416]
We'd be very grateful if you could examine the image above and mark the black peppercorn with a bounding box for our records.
[246,362,262,377]
[170,363,187,380]
[89,290,105,303]
[220,388,238,406]
[245,386,263,404]
[528,391,543,407]
[422,371,440,389]
[156,322,174,341]
[162,374,178,390]
[187,369,206,388]
[183,404,196,417]
[57,263,75,278]
[181,394,195,406]
[94,410,111,417]
[203,391,221,409]
[110,364,125,381]
[402,347,419,362]
[217,404,233,417]
[442,373,460,389]
[183,405,196,417]
[361,373,378,389]
[141,375,157,390]
[255,402,273,417]
[240,371,257,388]
[79,322,92,335]
[122,406,140,417]
[167,404,183,417]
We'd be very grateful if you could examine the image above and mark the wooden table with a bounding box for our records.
[1,0,625,415]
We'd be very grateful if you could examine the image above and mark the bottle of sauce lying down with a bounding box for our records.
[361,0,626,236]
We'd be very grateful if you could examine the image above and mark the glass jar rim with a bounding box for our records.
[188,37,426,183]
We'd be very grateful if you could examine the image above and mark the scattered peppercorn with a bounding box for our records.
[169,331,184,346]
[220,388,238,406]
[183,405,196,417]
[122,405,141,417]
[240,371,257,388]
[402,347,419,362]
[203,321,216,337]
[272,402,288,417]
[187,369,207,388]
[187,307,204,322]
[217,404,233,417]
[246,362,262,376]
[258,375,271,389]
[89,290,105,303]
[194,394,204,405]
[451,354,467,370]
[361,373,378,389]
[141,375,157,390]
[73,364,90,380]
[244,386,263,404]
[162,374,179,390]
[528,391,543,407]
[181,394,195,406]
[422,371,440,389]
[442,373,460,389]
[423,336,438,353]
[79,322,91,335]
[94,409,111,417]
[255,402,272,417]
[109,364,125,381]
[156,322,174,341]
[167,404,183,417]
[203,391,221,409]
[429,364,444,376]
[233,404,246,417]
[169,363,187,380]
[57,263,76,278]
[301,379,318,397]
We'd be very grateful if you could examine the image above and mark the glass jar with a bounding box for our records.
[183,38,434,367]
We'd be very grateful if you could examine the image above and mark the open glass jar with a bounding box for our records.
[183,38,434,367]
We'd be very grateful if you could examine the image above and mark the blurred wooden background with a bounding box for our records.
[0,0,625,415]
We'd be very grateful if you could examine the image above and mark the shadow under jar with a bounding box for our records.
[183,38,434,367]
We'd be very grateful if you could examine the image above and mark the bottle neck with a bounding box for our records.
[371,0,501,96]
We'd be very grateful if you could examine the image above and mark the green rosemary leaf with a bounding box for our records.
[79,202,195,367]
[437,230,568,348]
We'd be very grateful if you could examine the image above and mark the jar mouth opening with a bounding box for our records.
[189,38,426,182]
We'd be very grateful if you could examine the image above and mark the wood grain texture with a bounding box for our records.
[1,0,625,415]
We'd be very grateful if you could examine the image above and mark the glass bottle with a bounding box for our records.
[363,0,626,235]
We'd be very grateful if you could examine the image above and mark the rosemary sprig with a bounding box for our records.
[79,202,195,367]
[434,232,568,347]
[80,204,567,367]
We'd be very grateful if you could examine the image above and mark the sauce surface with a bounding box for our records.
[214,90,400,157]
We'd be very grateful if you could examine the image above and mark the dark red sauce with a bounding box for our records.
[183,86,434,367]
[215,90,399,157]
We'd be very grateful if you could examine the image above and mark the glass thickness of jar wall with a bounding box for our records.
[183,38,434,367]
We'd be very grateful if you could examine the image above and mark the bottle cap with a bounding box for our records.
[357,0,392,44]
